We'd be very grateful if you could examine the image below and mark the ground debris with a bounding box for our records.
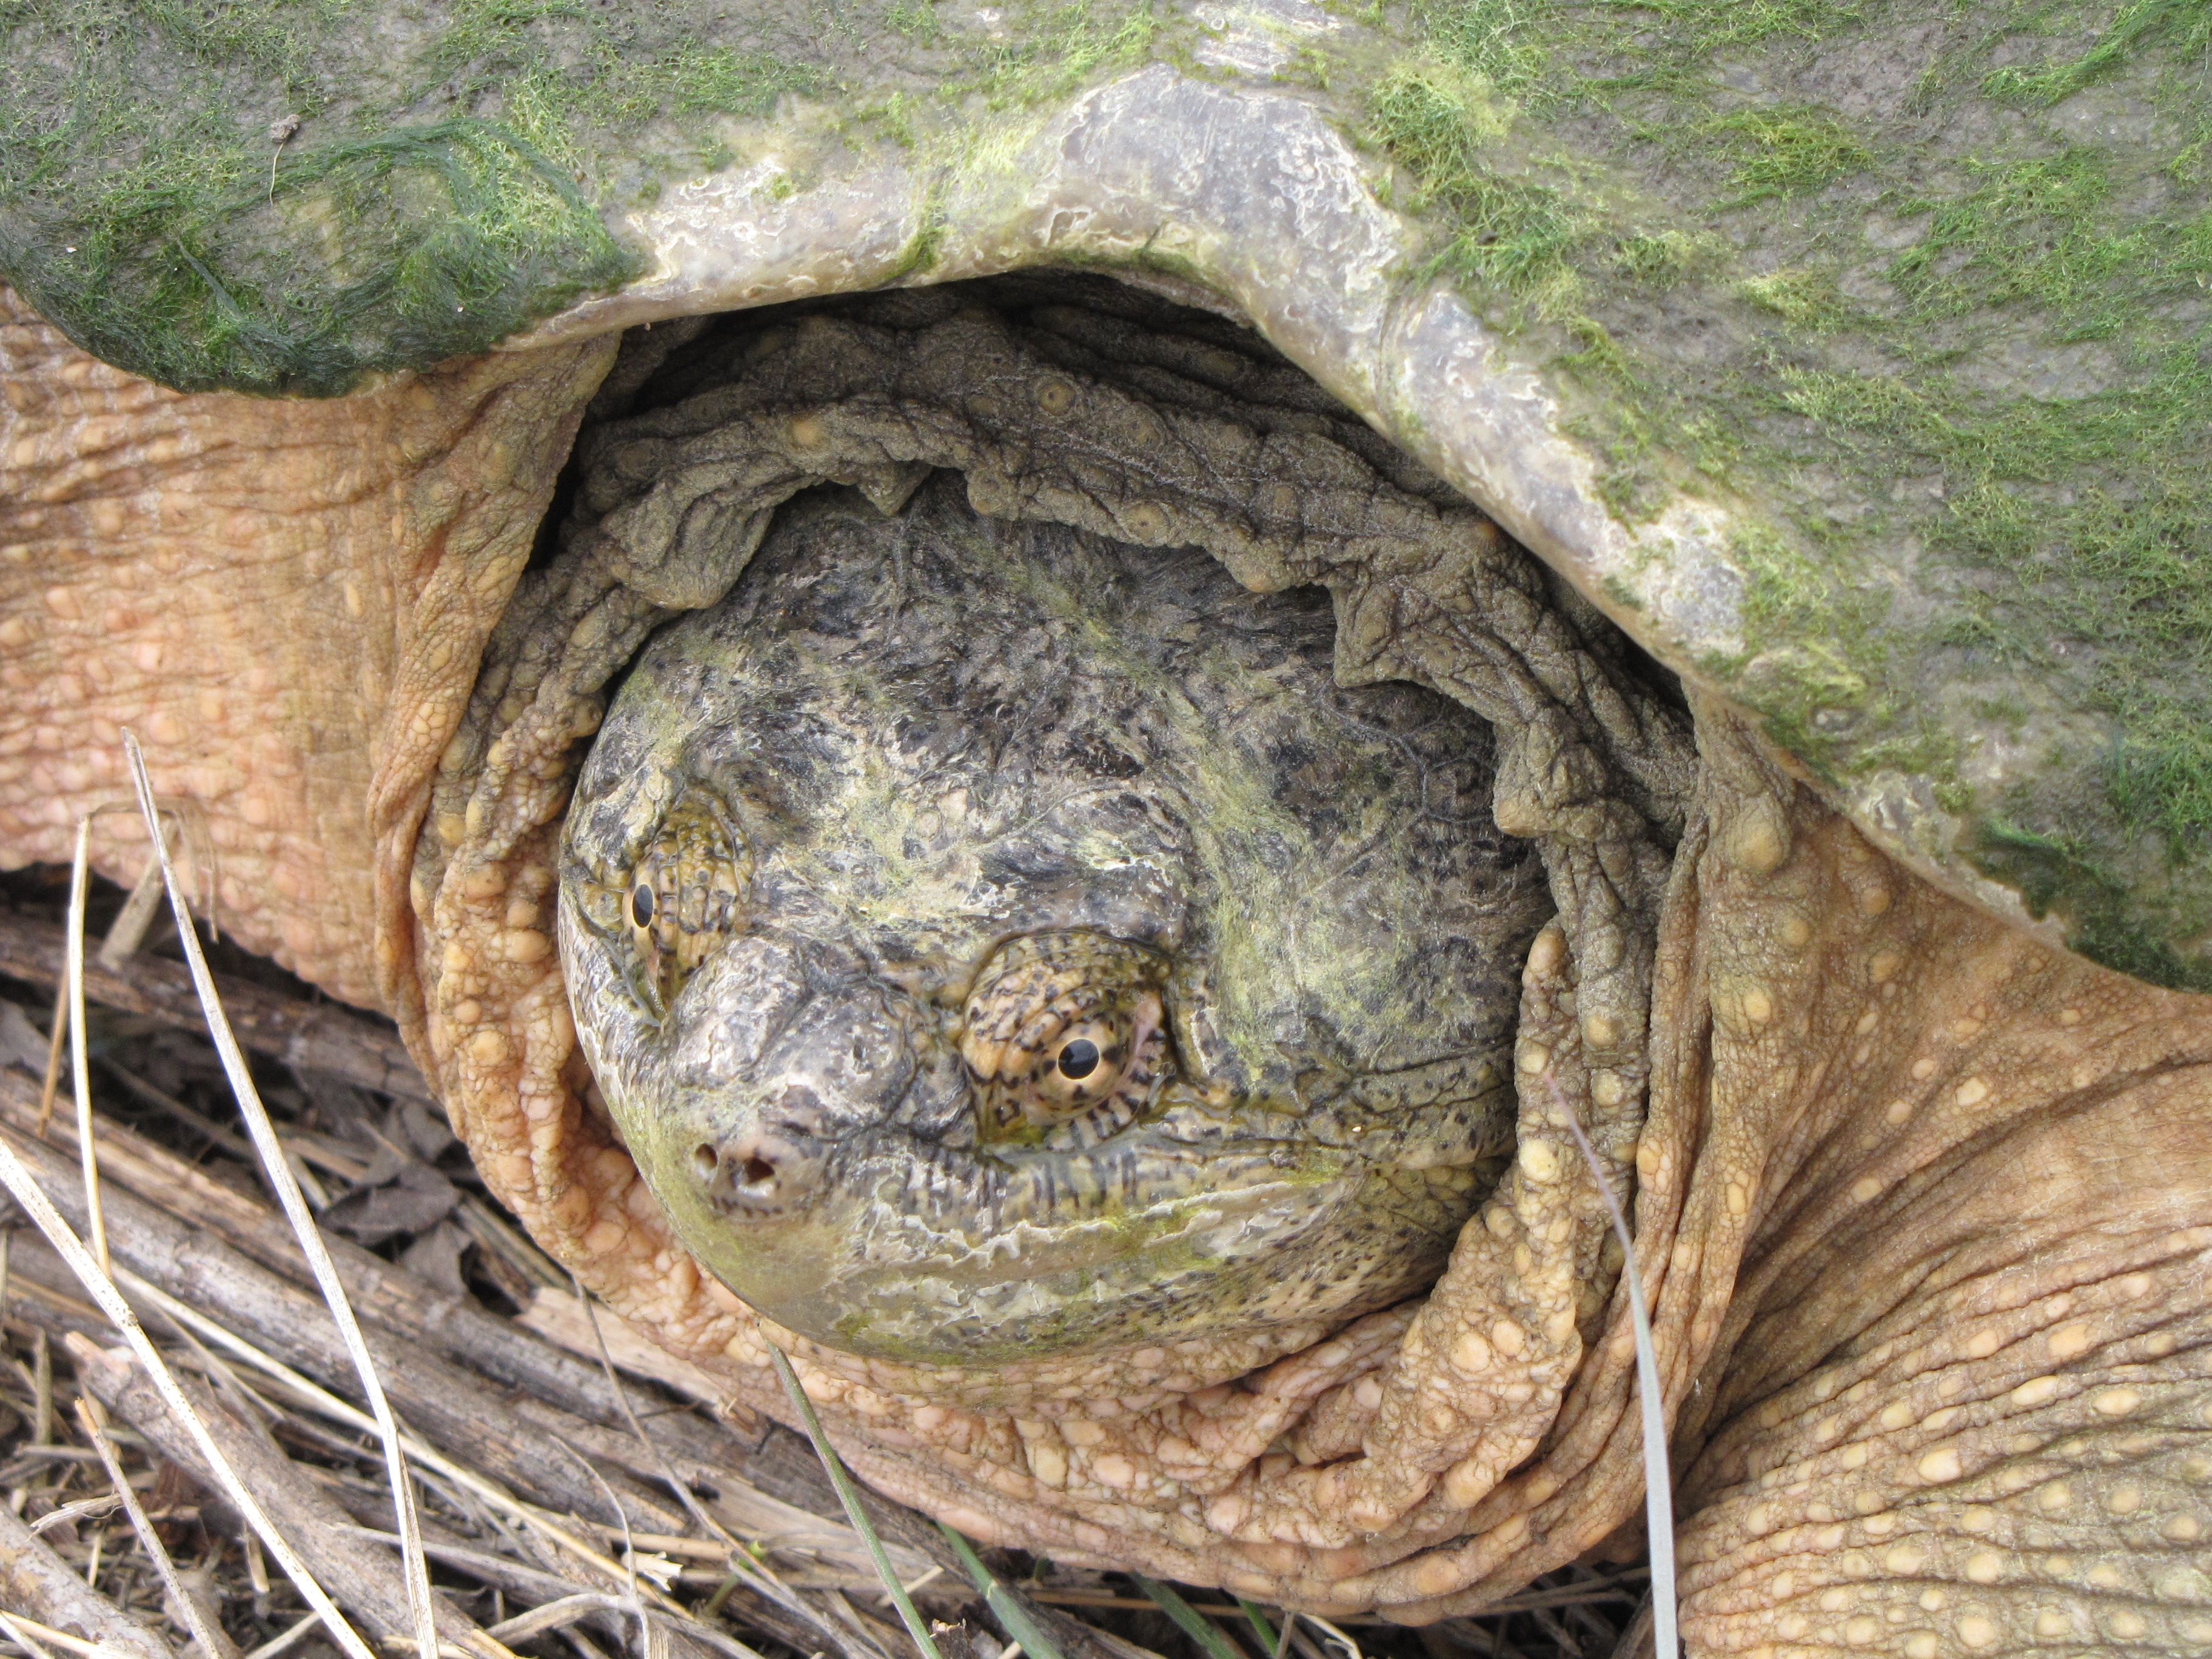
[0,865,1644,1659]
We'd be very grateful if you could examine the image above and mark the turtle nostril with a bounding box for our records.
[698,1128,822,1216]
[691,1143,719,1179]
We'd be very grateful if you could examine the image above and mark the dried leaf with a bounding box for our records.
[321,1162,458,1246]
[392,1101,455,1164]
[396,1221,468,1296]
[0,998,47,1073]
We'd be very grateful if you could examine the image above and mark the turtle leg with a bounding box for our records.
[0,286,615,1009]
[1678,1088,2212,1657]
[1667,709,2212,1656]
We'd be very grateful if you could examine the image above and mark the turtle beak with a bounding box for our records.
[664,936,923,1220]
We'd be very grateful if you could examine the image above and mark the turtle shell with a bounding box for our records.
[1,0,2204,989]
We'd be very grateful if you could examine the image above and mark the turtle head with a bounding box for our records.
[558,484,1549,1366]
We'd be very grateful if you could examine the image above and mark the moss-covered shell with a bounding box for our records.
[4,0,2205,987]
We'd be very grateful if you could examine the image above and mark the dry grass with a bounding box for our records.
[0,854,1653,1659]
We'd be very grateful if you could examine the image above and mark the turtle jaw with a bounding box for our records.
[650,1128,1391,1367]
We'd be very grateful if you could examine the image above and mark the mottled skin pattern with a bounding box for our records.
[558,481,1549,1366]
[3,278,2209,1657]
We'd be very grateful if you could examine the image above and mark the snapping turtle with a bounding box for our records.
[4,1,2211,1652]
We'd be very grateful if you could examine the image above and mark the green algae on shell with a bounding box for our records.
[4,0,2204,986]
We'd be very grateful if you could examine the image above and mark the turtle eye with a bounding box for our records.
[620,789,751,1010]
[1032,1016,1128,1108]
[960,932,1172,1146]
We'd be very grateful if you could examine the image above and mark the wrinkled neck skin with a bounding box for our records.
[0,288,614,1007]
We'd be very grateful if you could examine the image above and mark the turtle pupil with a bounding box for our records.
[1057,1038,1100,1081]
[630,884,654,928]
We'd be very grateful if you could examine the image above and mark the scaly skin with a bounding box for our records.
[4,280,2208,1655]
[1664,711,2212,1654]
[0,287,616,1008]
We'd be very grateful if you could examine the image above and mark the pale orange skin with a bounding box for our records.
[5,287,2208,1656]
[0,288,613,1008]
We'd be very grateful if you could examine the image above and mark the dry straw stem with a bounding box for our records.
[63,1335,512,1659]
[0,907,432,1102]
[242,1610,326,1659]
[0,1500,174,1659]
[104,1264,683,1604]
[1549,1075,1677,1659]
[572,1267,743,1544]
[62,817,103,1276]
[35,934,68,1133]
[0,1116,692,1536]
[0,1084,735,1502]
[551,1429,649,1656]
[482,1592,635,1645]
[61,1265,783,1659]
[0,1614,72,1659]
[1295,1615,1362,1659]
[120,728,443,1659]
[0,1128,375,1659]
[565,1273,855,1654]
[112,1277,793,1659]
[60,827,104,1282]
[0,1093,984,1659]
[96,844,170,972]
[0,1082,972,1659]
[72,1392,229,1659]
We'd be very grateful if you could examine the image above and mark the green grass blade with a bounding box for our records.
[1134,1576,1245,1659]
[767,1345,945,1659]
[934,1522,1068,1659]
[1233,1600,1278,1657]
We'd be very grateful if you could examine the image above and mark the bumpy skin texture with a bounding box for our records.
[6,275,2211,1654]
[559,480,1549,1366]
[401,286,2212,1644]
[0,286,615,1007]
[1664,710,2212,1655]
